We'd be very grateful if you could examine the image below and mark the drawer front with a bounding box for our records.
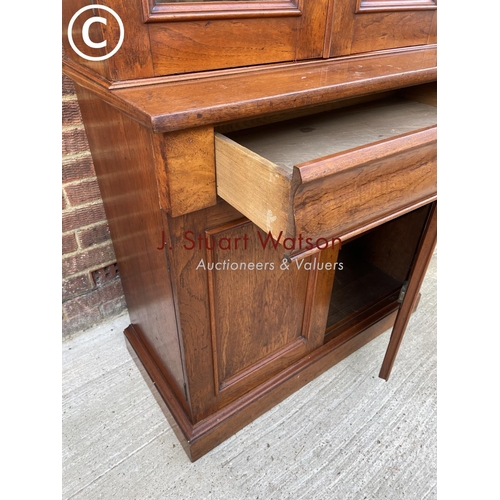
[292,126,437,242]
[216,94,437,249]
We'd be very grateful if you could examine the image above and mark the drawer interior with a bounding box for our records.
[223,96,437,174]
[324,205,431,343]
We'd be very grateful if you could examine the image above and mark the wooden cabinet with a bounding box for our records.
[63,0,437,461]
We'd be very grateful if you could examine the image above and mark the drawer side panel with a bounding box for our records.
[215,133,293,241]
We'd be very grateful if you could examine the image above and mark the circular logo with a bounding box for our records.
[68,5,124,62]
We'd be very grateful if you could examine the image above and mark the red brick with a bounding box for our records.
[62,233,78,254]
[62,307,102,337]
[62,154,95,183]
[62,192,67,210]
[62,127,89,156]
[63,278,124,318]
[78,223,111,249]
[62,74,76,96]
[62,99,83,126]
[62,274,93,301]
[62,203,107,232]
[62,244,116,278]
[64,179,102,207]
[100,296,127,317]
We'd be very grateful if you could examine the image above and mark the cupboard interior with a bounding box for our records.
[324,205,431,344]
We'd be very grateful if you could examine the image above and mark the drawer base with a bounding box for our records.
[125,306,400,462]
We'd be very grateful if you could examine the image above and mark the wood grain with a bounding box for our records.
[165,201,340,417]
[293,128,436,241]
[204,221,338,402]
[63,46,437,132]
[149,0,328,75]
[215,133,293,241]
[63,0,439,463]
[330,0,437,56]
[74,85,189,415]
[149,18,296,75]
[63,0,154,81]
[154,126,217,216]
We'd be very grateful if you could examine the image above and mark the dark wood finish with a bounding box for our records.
[63,0,437,461]
[293,127,436,242]
[155,126,217,216]
[379,202,437,380]
[397,82,437,107]
[62,0,154,81]
[324,205,431,339]
[356,205,431,282]
[164,203,340,419]
[326,254,402,329]
[330,0,437,57]
[126,305,399,461]
[74,85,189,415]
[147,0,328,75]
[62,46,437,132]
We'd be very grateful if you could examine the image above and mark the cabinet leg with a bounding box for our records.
[379,202,437,380]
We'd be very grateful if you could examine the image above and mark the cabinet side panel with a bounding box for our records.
[74,85,188,414]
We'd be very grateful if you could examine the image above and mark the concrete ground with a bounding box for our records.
[62,253,437,500]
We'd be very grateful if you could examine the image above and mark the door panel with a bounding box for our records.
[146,0,330,75]
[329,0,437,57]
[167,205,338,419]
[205,219,338,403]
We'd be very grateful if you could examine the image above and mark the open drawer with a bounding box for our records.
[215,95,437,248]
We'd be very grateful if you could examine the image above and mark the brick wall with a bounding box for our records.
[62,75,127,337]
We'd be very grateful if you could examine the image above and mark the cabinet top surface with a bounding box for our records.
[63,46,437,133]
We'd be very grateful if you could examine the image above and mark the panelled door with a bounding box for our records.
[328,0,437,57]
